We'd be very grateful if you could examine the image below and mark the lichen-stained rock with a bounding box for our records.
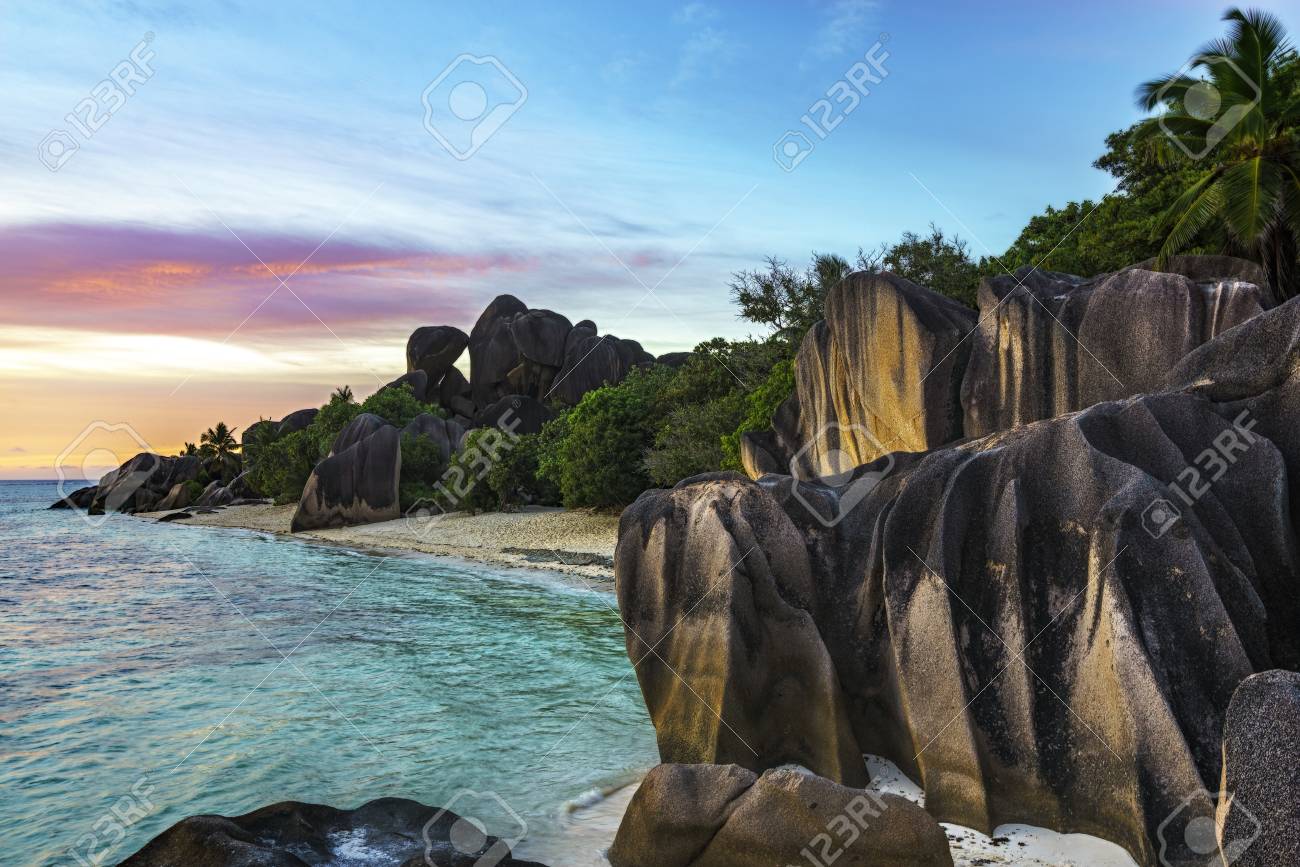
[291,425,400,532]
[1217,670,1300,866]
[1129,253,1271,306]
[961,264,1265,438]
[120,796,547,866]
[406,324,469,381]
[619,365,1300,865]
[615,475,867,786]
[608,764,952,867]
[747,271,977,480]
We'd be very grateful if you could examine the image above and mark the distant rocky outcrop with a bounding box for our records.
[619,287,1300,866]
[291,423,401,532]
[609,764,952,867]
[121,797,547,866]
[78,452,201,514]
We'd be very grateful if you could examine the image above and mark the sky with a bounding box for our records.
[3,0,1298,479]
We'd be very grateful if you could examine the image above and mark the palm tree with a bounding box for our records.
[179,442,198,457]
[1136,8,1300,298]
[199,422,240,481]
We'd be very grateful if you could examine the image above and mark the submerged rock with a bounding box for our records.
[121,796,548,866]
[609,763,952,867]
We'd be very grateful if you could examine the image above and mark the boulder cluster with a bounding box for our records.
[55,295,667,533]
[289,295,664,531]
[616,257,1300,866]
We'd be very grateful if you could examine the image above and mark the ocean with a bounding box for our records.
[0,480,657,866]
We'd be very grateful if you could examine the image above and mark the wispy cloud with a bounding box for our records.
[809,0,878,59]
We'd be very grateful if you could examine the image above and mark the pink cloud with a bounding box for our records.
[0,222,539,337]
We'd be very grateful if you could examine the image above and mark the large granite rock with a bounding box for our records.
[49,485,96,509]
[121,797,546,866]
[960,264,1265,438]
[550,331,654,406]
[291,424,401,532]
[330,412,391,456]
[617,295,1300,866]
[83,453,201,514]
[741,271,977,480]
[406,324,469,381]
[402,412,465,462]
[384,369,434,404]
[472,395,552,436]
[1216,670,1300,866]
[468,294,530,408]
[275,408,319,437]
[609,764,952,867]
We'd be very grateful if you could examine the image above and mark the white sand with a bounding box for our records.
[138,503,620,581]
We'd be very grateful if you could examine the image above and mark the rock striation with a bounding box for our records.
[291,423,401,532]
[618,292,1300,866]
[121,796,547,866]
[741,271,977,480]
[742,257,1269,482]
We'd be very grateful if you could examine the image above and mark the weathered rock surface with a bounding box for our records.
[609,763,952,867]
[48,485,96,509]
[384,369,434,404]
[1216,669,1300,864]
[121,797,547,866]
[156,481,195,511]
[83,453,201,514]
[330,412,391,457]
[193,479,234,509]
[961,264,1265,438]
[406,324,469,381]
[402,412,465,462]
[472,394,552,435]
[275,408,319,437]
[742,271,977,480]
[291,424,401,532]
[617,294,1300,867]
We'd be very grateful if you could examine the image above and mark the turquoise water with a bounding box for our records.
[0,481,657,866]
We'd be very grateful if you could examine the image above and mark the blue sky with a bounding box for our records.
[2,0,1297,474]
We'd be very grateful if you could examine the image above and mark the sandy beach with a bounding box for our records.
[138,503,621,581]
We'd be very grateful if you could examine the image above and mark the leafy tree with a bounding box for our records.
[307,387,362,458]
[537,366,674,508]
[485,433,559,510]
[730,252,851,342]
[179,442,198,457]
[863,224,981,307]
[645,394,746,486]
[432,427,520,514]
[1134,7,1300,297]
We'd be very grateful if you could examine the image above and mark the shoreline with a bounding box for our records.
[136,503,620,582]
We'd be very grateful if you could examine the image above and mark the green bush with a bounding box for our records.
[721,359,795,470]
[397,432,449,511]
[360,383,442,430]
[645,394,745,486]
[486,433,559,509]
[306,388,362,459]
[182,479,206,503]
[433,427,520,513]
[245,429,318,505]
[537,366,673,508]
